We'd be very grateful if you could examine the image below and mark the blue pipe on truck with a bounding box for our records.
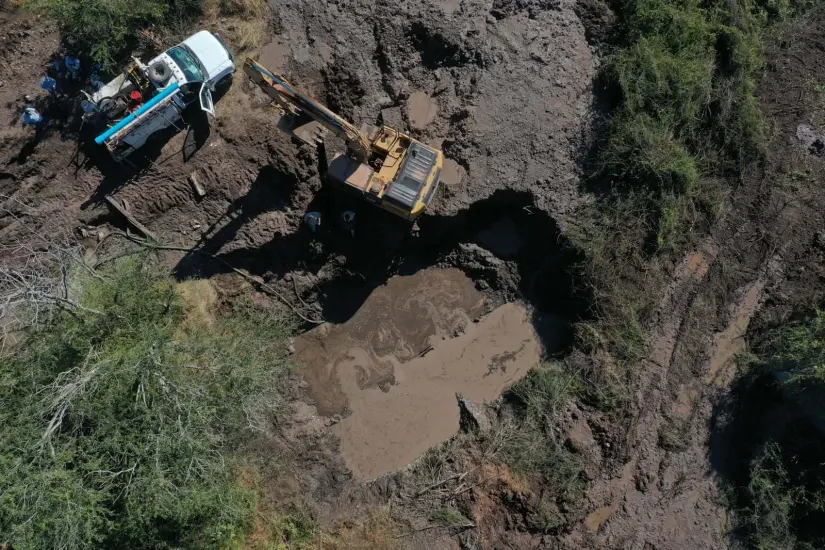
[94,82,181,145]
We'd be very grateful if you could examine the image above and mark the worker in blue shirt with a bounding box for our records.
[90,73,104,90]
[65,56,81,80]
[23,107,46,127]
[342,210,356,237]
[40,75,57,95]
[304,211,322,232]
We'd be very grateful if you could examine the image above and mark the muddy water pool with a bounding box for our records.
[294,268,542,479]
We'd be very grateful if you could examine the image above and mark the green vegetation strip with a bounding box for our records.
[732,309,825,550]
[0,259,292,550]
[569,0,813,408]
[23,0,206,64]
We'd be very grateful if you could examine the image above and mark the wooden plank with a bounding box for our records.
[104,195,156,241]
[189,172,206,197]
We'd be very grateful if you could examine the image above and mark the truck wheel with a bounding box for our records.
[97,97,118,119]
[148,61,172,86]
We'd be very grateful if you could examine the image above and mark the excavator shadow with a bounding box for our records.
[174,186,592,356]
[173,163,299,277]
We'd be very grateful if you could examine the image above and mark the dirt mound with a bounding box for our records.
[269,0,596,222]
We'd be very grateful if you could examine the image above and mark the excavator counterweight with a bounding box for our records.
[244,59,443,221]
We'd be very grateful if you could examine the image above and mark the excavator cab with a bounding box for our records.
[244,59,443,221]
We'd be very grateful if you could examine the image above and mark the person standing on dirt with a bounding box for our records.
[89,72,104,91]
[342,210,356,238]
[49,59,63,77]
[40,75,57,96]
[304,211,322,233]
[64,56,81,80]
[22,107,46,128]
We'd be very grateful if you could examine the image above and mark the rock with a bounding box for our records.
[815,230,825,249]
[380,106,404,129]
[457,394,493,433]
[189,172,206,197]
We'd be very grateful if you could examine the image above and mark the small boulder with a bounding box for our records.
[457,394,493,433]
[815,229,825,249]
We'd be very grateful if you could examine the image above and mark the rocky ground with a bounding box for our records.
[3,0,825,548]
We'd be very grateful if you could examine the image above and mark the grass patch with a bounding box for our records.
[502,365,586,504]
[324,510,407,550]
[569,0,816,408]
[267,511,317,549]
[589,0,776,254]
[204,0,269,53]
[23,0,206,65]
[25,0,270,65]
[430,507,472,527]
[0,258,292,550]
[726,308,825,549]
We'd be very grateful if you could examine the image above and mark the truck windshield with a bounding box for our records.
[166,46,205,83]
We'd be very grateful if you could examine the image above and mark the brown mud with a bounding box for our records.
[296,268,540,480]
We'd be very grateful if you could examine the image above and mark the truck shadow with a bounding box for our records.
[79,105,218,208]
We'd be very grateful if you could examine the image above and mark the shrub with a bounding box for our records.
[0,259,292,550]
[597,0,769,251]
[573,0,790,398]
[23,0,205,65]
[730,309,825,549]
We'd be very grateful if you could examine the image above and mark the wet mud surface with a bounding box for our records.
[295,268,540,479]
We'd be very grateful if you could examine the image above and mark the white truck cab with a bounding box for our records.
[92,31,235,161]
[144,31,235,93]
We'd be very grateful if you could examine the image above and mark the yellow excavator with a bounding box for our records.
[243,59,444,221]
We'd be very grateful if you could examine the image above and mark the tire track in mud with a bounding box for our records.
[569,240,719,545]
[569,243,784,549]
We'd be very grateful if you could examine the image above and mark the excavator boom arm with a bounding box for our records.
[243,59,370,163]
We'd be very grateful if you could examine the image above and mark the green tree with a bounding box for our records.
[0,259,292,549]
[24,0,204,64]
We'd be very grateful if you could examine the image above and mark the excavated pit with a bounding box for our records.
[0,0,599,509]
